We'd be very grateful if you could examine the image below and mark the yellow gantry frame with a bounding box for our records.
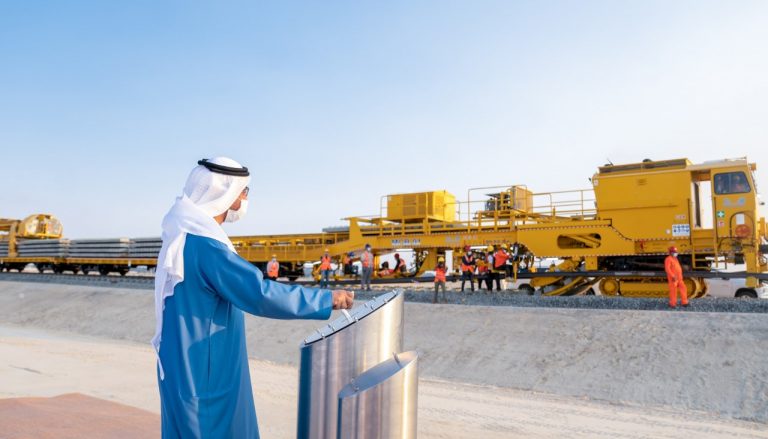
[227,158,767,288]
[0,214,63,259]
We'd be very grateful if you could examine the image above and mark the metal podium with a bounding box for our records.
[296,291,417,439]
[337,350,419,439]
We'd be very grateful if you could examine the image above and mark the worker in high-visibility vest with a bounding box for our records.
[460,246,476,292]
[319,249,333,288]
[361,244,373,291]
[266,254,279,281]
[665,246,689,308]
[486,245,505,291]
[494,244,510,286]
[434,256,448,303]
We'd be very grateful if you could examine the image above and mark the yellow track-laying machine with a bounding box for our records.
[2,158,767,298]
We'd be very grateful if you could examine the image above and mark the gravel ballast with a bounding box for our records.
[1,272,767,313]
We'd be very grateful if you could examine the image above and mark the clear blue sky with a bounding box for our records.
[1,1,767,238]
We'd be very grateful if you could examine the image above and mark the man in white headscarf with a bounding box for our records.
[153,157,353,438]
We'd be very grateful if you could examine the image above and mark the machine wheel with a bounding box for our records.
[599,278,620,296]
[99,267,110,276]
[287,276,298,282]
[118,269,128,277]
[683,278,701,299]
[735,288,757,299]
[519,284,535,295]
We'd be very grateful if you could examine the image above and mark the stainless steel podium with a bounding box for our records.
[337,350,419,439]
[296,291,405,439]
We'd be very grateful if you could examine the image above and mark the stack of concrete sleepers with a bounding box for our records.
[0,240,9,257]
[16,239,71,257]
[129,237,162,259]
[69,238,131,259]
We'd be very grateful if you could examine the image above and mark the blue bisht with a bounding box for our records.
[157,234,332,438]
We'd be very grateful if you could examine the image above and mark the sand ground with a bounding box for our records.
[2,280,768,437]
[2,325,766,439]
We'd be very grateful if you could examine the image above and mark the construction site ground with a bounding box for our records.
[1,280,767,438]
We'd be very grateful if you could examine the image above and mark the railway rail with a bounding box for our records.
[1,269,767,287]
[2,272,767,314]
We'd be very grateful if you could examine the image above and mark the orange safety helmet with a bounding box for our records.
[668,246,678,254]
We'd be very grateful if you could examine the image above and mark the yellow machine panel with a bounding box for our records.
[386,191,456,223]
[594,159,695,241]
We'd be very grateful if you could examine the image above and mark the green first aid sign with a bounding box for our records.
[716,210,725,218]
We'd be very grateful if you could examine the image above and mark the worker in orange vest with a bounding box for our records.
[460,246,476,292]
[434,256,448,303]
[494,244,510,286]
[665,246,689,308]
[486,245,505,291]
[361,244,373,291]
[266,254,279,281]
[319,249,333,288]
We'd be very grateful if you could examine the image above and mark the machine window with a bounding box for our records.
[714,172,751,195]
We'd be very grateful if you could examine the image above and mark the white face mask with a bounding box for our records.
[225,200,248,223]
[672,252,678,257]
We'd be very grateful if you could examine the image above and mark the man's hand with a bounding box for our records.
[332,290,355,310]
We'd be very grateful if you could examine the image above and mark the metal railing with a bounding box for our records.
[354,186,597,237]
[228,186,598,255]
